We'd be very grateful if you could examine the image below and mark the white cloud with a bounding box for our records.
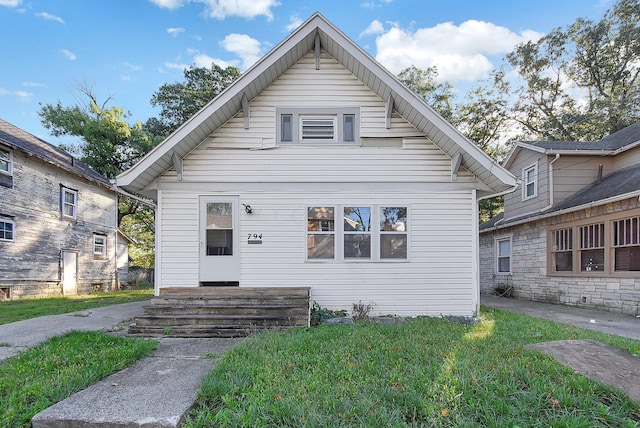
[122,62,143,71]
[61,49,76,60]
[193,54,234,69]
[36,11,65,23]
[14,91,32,98]
[164,61,190,70]
[23,82,47,88]
[220,33,262,70]
[148,0,184,9]
[285,15,303,32]
[167,27,185,37]
[0,88,33,99]
[375,20,544,81]
[0,0,22,7]
[148,0,280,20]
[359,19,384,38]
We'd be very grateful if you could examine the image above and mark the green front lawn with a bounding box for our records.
[0,288,153,325]
[0,331,157,428]
[184,307,640,427]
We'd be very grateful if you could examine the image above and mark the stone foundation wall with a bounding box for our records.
[0,278,116,300]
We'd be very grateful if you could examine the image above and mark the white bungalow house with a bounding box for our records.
[116,13,516,318]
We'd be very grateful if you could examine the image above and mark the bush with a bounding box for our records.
[309,301,347,326]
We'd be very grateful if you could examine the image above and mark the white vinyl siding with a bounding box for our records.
[157,189,476,316]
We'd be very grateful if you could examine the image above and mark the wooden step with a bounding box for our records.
[128,286,310,338]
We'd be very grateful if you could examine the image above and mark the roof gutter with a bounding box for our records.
[111,182,157,209]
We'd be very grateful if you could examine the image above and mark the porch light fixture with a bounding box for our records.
[243,204,253,214]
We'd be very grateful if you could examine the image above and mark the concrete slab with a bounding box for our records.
[31,338,242,428]
[528,339,640,402]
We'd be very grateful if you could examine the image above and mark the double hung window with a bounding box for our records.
[523,164,537,199]
[307,205,408,261]
[93,234,106,256]
[551,228,573,272]
[61,187,78,219]
[613,216,640,271]
[579,223,605,271]
[496,237,512,274]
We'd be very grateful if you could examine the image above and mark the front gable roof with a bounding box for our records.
[0,118,113,189]
[116,13,516,198]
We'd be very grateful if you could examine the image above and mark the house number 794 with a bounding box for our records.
[248,233,263,240]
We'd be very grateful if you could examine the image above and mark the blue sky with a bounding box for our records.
[0,0,613,146]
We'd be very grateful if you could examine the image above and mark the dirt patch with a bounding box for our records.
[528,339,640,402]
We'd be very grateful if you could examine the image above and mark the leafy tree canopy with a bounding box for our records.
[146,63,241,137]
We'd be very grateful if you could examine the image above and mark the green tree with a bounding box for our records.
[506,0,640,141]
[39,84,160,179]
[398,66,455,122]
[147,63,241,137]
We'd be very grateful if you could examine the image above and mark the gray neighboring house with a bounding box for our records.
[0,119,130,300]
[480,121,640,315]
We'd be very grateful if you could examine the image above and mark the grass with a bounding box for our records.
[0,331,157,428]
[184,307,640,427]
[0,288,154,325]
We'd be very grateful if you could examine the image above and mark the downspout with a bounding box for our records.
[114,193,119,290]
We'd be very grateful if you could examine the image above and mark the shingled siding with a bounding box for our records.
[480,199,640,316]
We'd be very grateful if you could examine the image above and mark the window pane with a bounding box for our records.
[64,191,76,204]
[281,114,292,142]
[498,239,511,257]
[308,207,334,231]
[554,252,573,271]
[615,247,640,271]
[206,229,233,255]
[0,149,9,172]
[344,234,371,258]
[206,203,232,229]
[344,207,371,232]
[580,249,604,271]
[308,234,334,259]
[63,205,75,217]
[343,114,355,142]
[381,235,407,259]
[498,257,510,273]
[380,207,407,231]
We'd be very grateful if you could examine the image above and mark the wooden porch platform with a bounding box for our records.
[128,287,310,338]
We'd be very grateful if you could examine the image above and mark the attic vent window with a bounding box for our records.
[300,116,336,141]
[277,108,359,144]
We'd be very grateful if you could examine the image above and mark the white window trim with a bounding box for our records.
[522,163,537,200]
[93,234,106,255]
[0,146,12,176]
[0,217,15,242]
[277,108,360,145]
[61,187,78,219]
[306,204,409,263]
[495,236,512,274]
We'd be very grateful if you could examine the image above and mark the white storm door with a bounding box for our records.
[199,196,240,282]
[62,251,78,295]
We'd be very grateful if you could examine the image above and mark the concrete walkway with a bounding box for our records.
[0,300,243,428]
[481,294,640,341]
